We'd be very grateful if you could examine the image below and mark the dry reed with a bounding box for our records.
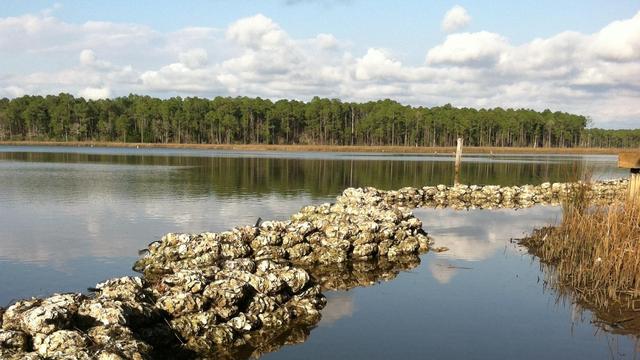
[522,187,640,308]
[0,140,626,155]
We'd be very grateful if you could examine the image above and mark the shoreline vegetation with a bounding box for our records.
[2,95,639,149]
[520,185,640,334]
[0,140,630,155]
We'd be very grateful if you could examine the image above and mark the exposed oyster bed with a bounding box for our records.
[362,179,628,210]
[134,187,431,276]
[0,179,628,359]
[0,184,431,359]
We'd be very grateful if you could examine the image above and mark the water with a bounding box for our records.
[0,146,634,359]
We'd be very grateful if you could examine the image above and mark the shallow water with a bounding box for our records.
[0,146,634,358]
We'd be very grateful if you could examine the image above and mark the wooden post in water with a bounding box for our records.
[618,151,640,199]
[454,138,463,185]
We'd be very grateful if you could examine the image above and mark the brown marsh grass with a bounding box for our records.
[521,176,640,334]
[0,140,626,155]
[522,185,640,309]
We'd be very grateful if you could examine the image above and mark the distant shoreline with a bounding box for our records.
[0,141,627,155]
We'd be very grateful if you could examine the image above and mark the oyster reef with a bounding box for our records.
[0,179,628,359]
[0,184,432,359]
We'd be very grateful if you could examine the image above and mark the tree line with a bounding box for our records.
[0,94,638,148]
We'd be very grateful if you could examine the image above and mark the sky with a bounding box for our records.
[1,1,639,128]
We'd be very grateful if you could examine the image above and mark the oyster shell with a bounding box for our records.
[36,330,88,359]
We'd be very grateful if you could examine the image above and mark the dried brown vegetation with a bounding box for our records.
[520,179,640,335]
[0,141,627,154]
[522,189,640,308]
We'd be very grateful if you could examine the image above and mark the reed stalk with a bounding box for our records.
[522,187,640,308]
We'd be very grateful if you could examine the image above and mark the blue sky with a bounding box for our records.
[1,1,639,128]
[4,0,638,62]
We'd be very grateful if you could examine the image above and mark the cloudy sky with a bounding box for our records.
[1,0,639,128]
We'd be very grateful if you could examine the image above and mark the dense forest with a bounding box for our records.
[0,94,638,148]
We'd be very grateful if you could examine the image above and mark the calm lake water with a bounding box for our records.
[0,146,634,359]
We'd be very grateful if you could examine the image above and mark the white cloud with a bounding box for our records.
[178,48,209,69]
[591,11,640,62]
[140,63,223,93]
[315,33,339,49]
[427,31,509,66]
[0,86,26,98]
[355,48,405,81]
[441,5,471,33]
[226,14,289,50]
[1,10,640,128]
[79,86,111,100]
[78,49,117,72]
[497,32,586,77]
[79,49,96,66]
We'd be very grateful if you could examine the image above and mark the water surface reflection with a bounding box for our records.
[265,207,637,359]
[0,146,634,359]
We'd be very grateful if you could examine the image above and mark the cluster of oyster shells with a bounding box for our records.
[151,258,326,356]
[0,271,325,359]
[134,192,432,277]
[1,179,627,359]
[361,179,628,210]
[1,182,434,359]
[0,279,160,359]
